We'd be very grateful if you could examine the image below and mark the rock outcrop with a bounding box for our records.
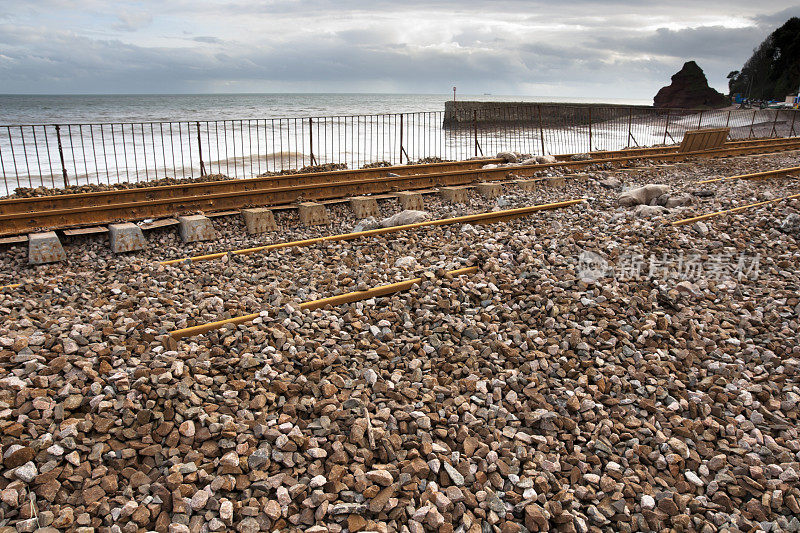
[654,61,728,109]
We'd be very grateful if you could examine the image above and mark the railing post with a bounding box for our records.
[725,111,731,128]
[697,110,703,129]
[749,110,757,138]
[790,110,797,137]
[399,114,404,164]
[537,105,545,155]
[588,107,593,152]
[55,125,69,188]
[663,110,670,145]
[309,118,317,166]
[196,122,206,176]
[473,110,478,157]
[770,110,779,138]
[626,108,633,148]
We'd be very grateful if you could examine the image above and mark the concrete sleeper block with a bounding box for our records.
[28,231,66,264]
[298,202,330,226]
[240,208,277,234]
[393,191,424,211]
[349,196,380,219]
[439,186,469,204]
[513,179,541,191]
[475,182,502,199]
[178,215,218,243]
[543,176,566,187]
[108,223,146,253]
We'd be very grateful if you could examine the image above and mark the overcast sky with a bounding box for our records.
[1,1,798,98]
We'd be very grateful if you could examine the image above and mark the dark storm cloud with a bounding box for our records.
[0,1,795,97]
[755,5,800,26]
[593,25,766,60]
[192,36,225,44]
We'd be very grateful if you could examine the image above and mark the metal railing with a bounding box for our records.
[1,105,797,195]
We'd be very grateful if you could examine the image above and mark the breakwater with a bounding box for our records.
[443,101,653,128]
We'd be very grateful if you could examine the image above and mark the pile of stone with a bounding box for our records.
[1,150,800,532]
[617,184,694,217]
[7,174,236,200]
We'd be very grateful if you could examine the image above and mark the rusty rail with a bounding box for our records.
[1,137,800,236]
[0,136,790,217]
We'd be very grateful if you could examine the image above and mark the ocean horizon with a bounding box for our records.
[0,93,652,125]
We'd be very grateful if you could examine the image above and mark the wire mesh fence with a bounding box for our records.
[1,105,797,195]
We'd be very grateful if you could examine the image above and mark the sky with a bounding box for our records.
[0,1,799,99]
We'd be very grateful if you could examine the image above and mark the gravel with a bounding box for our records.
[1,150,800,531]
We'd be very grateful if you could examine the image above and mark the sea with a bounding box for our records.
[0,93,651,125]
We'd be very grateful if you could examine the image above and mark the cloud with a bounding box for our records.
[112,11,153,32]
[593,25,765,60]
[192,36,224,44]
[755,5,800,27]
[0,0,797,97]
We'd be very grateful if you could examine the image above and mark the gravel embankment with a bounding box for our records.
[1,151,799,532]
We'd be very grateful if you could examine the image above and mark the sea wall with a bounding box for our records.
[443,101,654,128]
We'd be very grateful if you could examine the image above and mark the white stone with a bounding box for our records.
[380,210,430,228]
[618,184,670,207]
[641,494,655,510]
[685,471,704,486]
[14,462,37,483]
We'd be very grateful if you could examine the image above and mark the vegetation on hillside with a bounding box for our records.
[728,17,800,101]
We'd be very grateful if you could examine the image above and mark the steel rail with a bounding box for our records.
[159,199,586,265]
[0,158,505,215]
[583,136,795,158]
[0,136,790,216]
[697,166,800,184]
[671,192,800,226]
[169,266,479,340]
[2,138,800,236]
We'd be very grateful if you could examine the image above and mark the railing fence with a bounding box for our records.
[1,105,798,195]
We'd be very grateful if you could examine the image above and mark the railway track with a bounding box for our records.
[1,136,799,237]
[0,136,789,216]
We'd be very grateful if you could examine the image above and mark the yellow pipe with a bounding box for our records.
[698,166,800,184]
[300,266,478,311]
[672,192,800,226]
[159,199,586,265]
[169,266,479,340]
[0,283,21,290]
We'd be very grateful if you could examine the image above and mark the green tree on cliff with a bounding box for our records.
[728,17,800,100]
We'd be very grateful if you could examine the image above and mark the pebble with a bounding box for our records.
[1,152,800,531]
[641,495,655,510]
[190,489,209,511]
[179,420,195,437]
[13,462,37,483]
[443,462,465,486]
